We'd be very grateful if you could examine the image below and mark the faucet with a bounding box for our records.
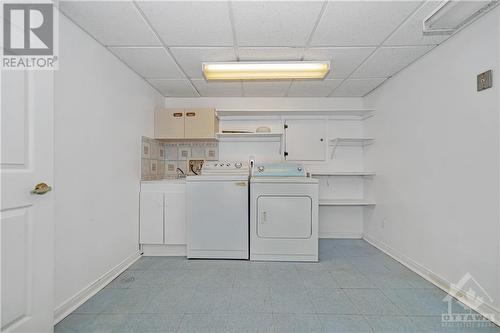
[176,168,186,178]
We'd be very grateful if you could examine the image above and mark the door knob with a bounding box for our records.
[31,183,52,195]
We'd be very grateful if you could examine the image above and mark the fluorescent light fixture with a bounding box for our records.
[423,0,499,35]
[202,61,330,80]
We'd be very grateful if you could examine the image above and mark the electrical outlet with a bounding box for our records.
[477,70,492,91]
[188,159,204,175]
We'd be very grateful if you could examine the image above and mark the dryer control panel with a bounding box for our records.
[253,163,305,177]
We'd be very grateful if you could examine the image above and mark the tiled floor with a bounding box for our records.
[56,240,500,332]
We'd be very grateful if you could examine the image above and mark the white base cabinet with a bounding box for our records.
[140,181,186,246]
[139,191,164,244]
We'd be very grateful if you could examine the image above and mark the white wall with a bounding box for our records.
[54,14,163,315]
[166,97,368,238]
[364,7,500,317]
[165,97,364,110]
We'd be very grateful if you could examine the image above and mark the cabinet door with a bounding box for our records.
[155,108,185,139]
[139,192,164,244]
[284,119,326,161]
[184,108,216,139]
[164,192,186,244]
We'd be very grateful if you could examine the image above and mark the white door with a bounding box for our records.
[1,71,54,332]
[139,192,164,244]
[284,119,326,161]
[257,196,312,238]
[164,192,186,244]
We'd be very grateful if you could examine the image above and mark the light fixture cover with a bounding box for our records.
[202,61,330,80]
[423,0,499,35]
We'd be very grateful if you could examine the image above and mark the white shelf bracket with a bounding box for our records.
[330,139,339,159]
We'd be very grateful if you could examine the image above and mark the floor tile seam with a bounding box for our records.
[361,312,427,331]
[377,287,412,316]
[357,314,378,333]
[173,313,187,333]
[334,288,362,314]
[341,287,405,316]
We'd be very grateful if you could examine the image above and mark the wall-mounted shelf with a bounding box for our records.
[216,109,375,120]
[329,137,375,159]
[319,199,376,206]
[216,132,283,142]
[311,172,376,177]
[329,138,375,146]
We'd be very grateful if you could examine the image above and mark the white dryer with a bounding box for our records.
[250,163,319,262]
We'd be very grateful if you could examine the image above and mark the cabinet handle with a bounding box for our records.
[173,112,183,117]
[186,112,196,117]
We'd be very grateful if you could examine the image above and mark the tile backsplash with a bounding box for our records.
[141,136,218,180]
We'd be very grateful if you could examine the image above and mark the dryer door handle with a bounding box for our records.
[261,211,267,223]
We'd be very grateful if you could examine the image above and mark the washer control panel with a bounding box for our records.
[201,161,249,175]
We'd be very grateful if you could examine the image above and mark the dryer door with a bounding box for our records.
[257,196,312,239]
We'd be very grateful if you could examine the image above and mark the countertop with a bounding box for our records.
[141,177,186,184]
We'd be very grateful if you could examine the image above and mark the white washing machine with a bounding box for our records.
[250,163,319,262]
[186,161,249,259]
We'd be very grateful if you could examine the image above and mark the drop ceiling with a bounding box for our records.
[59,0,452,98]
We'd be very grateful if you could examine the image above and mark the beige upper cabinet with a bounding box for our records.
[155,108,185,139]
[184,108,218,139]
[155,108,218,140]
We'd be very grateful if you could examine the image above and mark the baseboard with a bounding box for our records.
[320,231,363,239]
[363,234,500,327]
[141,244,187,256]
[53,250,141,324]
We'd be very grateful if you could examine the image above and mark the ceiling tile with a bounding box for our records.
[170,47,236,79]
[108,47,184,79]
[287,80,343,97]
[238,47,304,61]
[137,1,233,46]
[59,1,159,46]
[311,1,422,46]
[332,78,386,97]
[148,79,198,97]
[351,45,434,78]
[303,47,375,79]
[385,1,450,46]
[243,81,291,97]
[192,79,242,97]
[231,1,324,46]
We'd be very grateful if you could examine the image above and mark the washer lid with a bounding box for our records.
[187,174,249,182]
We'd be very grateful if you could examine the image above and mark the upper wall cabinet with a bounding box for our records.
[155,108,185,139]
[284,119,326,161]
[155,108,218,140]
